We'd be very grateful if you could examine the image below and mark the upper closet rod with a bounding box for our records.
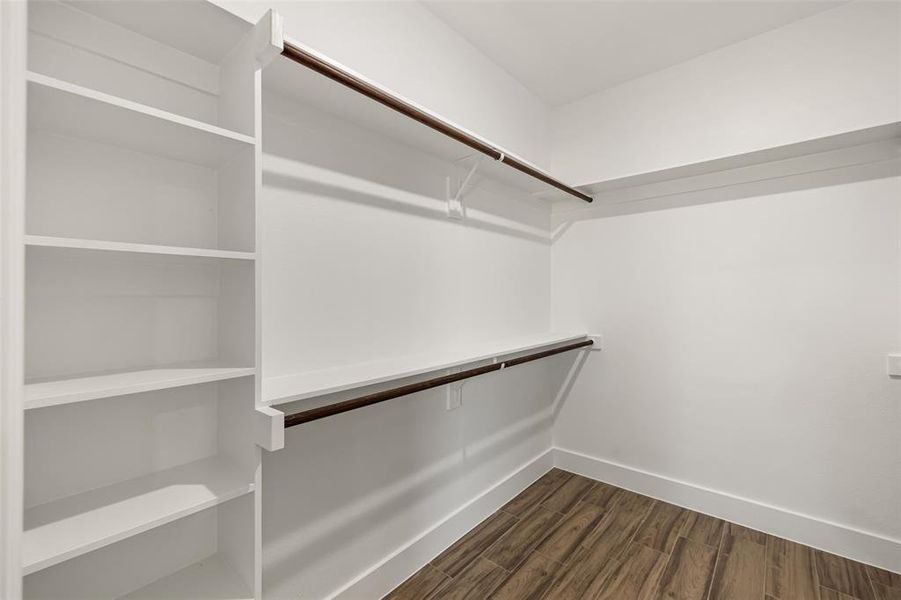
[283,338,594,427]
[280,41,593,203]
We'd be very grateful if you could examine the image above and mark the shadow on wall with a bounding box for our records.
[261,355,583,599]
[263,169,550,246]
[261,90,552,244]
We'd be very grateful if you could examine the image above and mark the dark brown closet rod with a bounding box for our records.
[280,41,593,203]
[284,339,594,428]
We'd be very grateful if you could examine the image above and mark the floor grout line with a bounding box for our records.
[647,542,678,600]
[481,555,510,573]
[865,566,882,600]
[705,517,728,600]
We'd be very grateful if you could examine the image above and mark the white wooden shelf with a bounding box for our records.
[23,457,254,575]
[27,72,255,168]
[120,554,252,600]
[264,332,589,405]
[561,121,901,210]
[25,366,256,410]
[25,235,256,261]
[263,37,583,201]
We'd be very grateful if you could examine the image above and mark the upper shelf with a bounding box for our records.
[64,0,252,66]
[561,121,901,210]
[27,72,255,168]
[264,38,592,203]
[263,332,589,405]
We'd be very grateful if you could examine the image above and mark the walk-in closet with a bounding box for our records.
[1,1,899,599]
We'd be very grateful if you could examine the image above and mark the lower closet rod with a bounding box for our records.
[284,339,594,428]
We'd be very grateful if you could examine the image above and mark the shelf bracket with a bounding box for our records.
[446,368,464,410]
[445,155,483,219]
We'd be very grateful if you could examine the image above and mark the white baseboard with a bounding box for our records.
[554,447,901,574]
[330,445,899,599]
[333,448,555,600]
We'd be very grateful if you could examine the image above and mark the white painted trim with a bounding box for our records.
[0,0,26,597]
[322,445,901,598]
[554,447,901,574]
[333,449,555,600]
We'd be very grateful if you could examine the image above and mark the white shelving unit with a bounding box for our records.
[15,2,282,598]
[264,332,591,405]
[5,2,591,597]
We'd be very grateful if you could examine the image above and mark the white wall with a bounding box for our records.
[551,1,901,184]
[549,0,901,572]
[257,88,569,598]
[212,0,551,168]
[552,174,901,568]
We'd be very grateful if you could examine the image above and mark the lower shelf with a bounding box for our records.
[119,554,252,600]
[23,457,254,575]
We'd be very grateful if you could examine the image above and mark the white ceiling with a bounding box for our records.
[422,1,843,107]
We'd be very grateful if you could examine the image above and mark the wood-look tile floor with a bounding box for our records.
[386,469,901,600]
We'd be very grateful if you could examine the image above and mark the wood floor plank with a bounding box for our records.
[681,512,725,548]
[544,488,656,600]
[815,550,877,600]
[633,502,690,554]
[432,557,507,600]
[534,500,606,564]
[819,587,861,600]
[709,536,767,600]
[654,537,718,600]
[593,542,669,600]
[581,481,622,509]
[490,551,561,600]
[765,536,821,600]
[385,564,451,600]
[541,522,636,600]
[502,469,571,517]
[867,565,901,591]
[431,510,517,577]
[582,489,656,550]
[483,505,563,571]
[873,583,901,600]
[540,474,596,515]
[722,522,767,547]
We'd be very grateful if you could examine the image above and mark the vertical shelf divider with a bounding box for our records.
[1,1,27,597]
[217,10,284,600]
